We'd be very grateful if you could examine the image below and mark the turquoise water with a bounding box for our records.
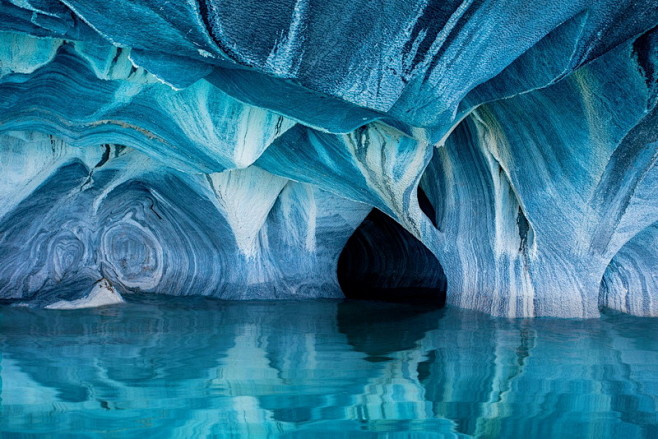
[0,297,657,438]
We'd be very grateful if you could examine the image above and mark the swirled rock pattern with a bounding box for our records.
[0,132,370,306]
[0,1,657,316]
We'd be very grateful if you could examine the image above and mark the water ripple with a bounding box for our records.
[1,299,657,438]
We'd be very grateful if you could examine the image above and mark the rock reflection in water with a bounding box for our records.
[0,297,657,438]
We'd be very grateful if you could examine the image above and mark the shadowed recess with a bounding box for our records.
[337,208,447,306]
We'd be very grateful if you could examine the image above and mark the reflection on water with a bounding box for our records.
[1,296,657,438]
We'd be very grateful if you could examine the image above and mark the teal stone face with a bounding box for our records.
[0,1,656,317]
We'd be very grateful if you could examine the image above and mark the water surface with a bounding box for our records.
[1,296,657,438]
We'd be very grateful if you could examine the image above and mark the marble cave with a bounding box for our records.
[1,0,657,318]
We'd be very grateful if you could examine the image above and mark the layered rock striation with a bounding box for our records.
[0,0,657,316]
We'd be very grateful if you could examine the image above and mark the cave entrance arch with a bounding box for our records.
[337,198,447,307]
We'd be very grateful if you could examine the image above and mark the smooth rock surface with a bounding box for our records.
[45,278,124,310]
[0,1,656,316]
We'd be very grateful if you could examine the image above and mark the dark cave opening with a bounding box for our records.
[337,203,447,307]
[417,185,438,228]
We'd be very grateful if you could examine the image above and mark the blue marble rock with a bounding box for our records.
[0,1,656,317]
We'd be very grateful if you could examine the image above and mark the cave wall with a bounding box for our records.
[0,1,657,316]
